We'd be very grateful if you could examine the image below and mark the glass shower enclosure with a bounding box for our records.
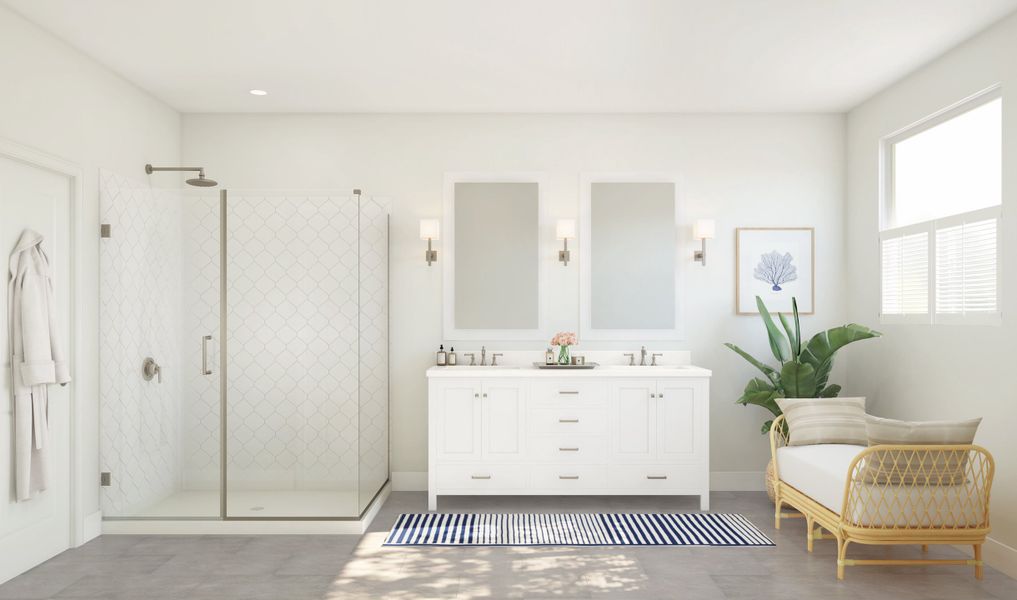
[99,171,388,519]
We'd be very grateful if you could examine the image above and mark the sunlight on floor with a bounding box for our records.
[325,531,651,598]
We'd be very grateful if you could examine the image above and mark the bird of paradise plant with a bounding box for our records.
[725,296,881,433]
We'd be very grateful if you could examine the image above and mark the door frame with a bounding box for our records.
[0,137,87,548]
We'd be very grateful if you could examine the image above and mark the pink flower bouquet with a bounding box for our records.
[550,331,577,365]
[551,331,577,347]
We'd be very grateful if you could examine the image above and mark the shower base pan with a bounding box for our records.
[102,482,390,535]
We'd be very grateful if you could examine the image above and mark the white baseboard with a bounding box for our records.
[392,471,765,492]
[82,510,102,544]
[392,471,428,491]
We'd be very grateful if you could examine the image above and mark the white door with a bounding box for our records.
[0,154,73,583]
[433,382,481,459]
[610,379,656,461]
[657,381,697,461]
[481,380,524,458]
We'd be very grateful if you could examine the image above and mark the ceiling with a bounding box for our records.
[6,0,1017,113]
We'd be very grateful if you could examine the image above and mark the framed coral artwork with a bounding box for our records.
[735,227,814,314]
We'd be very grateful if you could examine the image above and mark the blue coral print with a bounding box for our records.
[754,251,797,291]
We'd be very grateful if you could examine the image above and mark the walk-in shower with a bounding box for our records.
[97,170,389,524]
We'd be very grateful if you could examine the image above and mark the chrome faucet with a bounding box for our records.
[624,352,635,366]
[480,346,487,366]
[639,346,648,366]
[464,353,476,366]
[491,353,503,366]
[651,353,663,366]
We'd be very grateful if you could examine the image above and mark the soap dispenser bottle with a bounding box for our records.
[447,347,458,366]
[436,344,447,366]
[545,347,555,365]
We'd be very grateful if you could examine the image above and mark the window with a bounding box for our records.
[880,88,1001,324]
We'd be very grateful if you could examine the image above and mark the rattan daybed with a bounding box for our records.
[769,414,994,580]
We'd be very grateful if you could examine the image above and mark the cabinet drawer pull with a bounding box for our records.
[646,475,668,480]
[558,390,579,395]
[470,475,492,480]
[558,447,580,452]
[558,418,580,423]
[559,475,580,480]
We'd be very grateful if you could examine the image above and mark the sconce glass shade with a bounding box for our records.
[556,219,577,240]
[419,218,440,241]
[693,219,716,240]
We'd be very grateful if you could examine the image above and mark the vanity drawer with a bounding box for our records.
[530,380,607,408]
[434,464,528,490]
[529,465,608,490]
[527,408,607,435]
[527,435,609,462]
[607,464,703,491]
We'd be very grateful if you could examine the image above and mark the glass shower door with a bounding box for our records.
[224,192,361,518]
[98,173,221,518]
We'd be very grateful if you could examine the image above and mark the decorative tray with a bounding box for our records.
[532,362,599,370]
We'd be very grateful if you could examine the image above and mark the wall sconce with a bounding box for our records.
[556,219,576,266]
[693,219,715,266]
[420,218,439,266]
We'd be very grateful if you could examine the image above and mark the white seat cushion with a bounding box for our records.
[777,444,984,527]
[777,444,863,514]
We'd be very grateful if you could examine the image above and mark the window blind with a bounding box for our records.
[879,207,999,323]
[935,217,998,315]
[880,231,929,316]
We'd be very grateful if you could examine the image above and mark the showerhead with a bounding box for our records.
[146,164,218,187]
[186,173,218,187]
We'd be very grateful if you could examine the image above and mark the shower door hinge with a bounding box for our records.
[100,472,111,486]
[100,224,111,238]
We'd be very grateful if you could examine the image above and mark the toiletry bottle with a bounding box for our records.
[447,347,457,366]
[545,347,554,365]
[437,345,447,366]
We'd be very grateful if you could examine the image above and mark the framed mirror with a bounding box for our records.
[443,172,547,340]
[579,173,684,340]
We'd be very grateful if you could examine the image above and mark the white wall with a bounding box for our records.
[182,113,848,486]
[846,12,1017,574]
[0,4,181,524]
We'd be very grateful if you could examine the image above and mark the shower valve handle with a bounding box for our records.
[142,357,162,383]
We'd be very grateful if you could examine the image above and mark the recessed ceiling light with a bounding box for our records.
[249,89,268,96]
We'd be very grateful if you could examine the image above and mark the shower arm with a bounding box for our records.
[145,164,206,175]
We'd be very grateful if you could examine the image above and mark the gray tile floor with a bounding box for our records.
[1,492,1013,599]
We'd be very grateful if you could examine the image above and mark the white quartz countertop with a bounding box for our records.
[426,364,712,378]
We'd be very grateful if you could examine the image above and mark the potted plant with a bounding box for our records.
[725,296,881,499]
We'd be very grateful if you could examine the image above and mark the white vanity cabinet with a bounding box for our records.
[427,366,711,511]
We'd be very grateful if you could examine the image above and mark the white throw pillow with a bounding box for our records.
[862,415,981,485]
[776,397,867,446]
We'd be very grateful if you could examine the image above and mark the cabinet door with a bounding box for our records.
[482,380,525,457]
[657,381,699,461]
[434,382,481,459]
[610,379,657,461]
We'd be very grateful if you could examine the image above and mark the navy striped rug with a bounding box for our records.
[383,513,773,546]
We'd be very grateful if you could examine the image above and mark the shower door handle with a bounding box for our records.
[201,335,213,375]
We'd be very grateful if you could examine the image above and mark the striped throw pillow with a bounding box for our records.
[862,415,981,485]
[776,397,867,446]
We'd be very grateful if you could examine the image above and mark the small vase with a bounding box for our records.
[558,345,571,365]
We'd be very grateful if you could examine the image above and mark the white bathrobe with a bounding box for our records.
[8,229,70,502]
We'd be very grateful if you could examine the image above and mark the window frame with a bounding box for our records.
[878,86,1002,326]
